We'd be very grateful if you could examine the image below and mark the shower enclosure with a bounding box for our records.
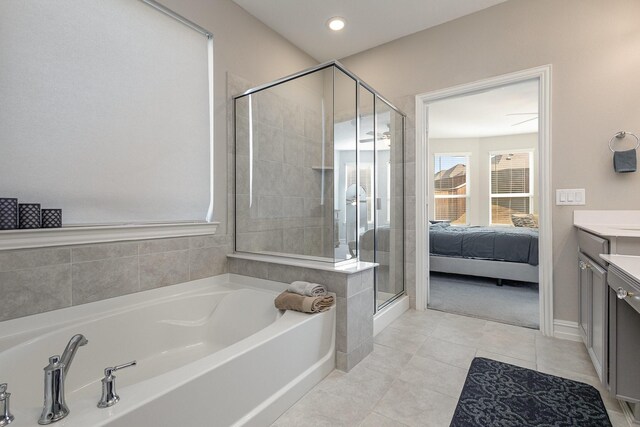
[234,61,405,311]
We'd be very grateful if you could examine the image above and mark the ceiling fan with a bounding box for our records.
[360,123,391,142]
[506,112,538,127]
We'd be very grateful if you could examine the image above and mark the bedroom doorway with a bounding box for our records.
[415,66,553,334]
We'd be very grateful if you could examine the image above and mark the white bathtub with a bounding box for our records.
[0,273,335,426]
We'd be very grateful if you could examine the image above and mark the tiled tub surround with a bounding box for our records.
[0,234,231,322]
[228,256,375,372]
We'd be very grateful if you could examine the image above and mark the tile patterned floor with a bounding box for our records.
[272,308,631,427]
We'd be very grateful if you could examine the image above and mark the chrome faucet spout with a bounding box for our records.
[39,334,88,425]
[60,334,88,376]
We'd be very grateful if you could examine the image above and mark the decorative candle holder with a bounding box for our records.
[41,209,63,228]
[0,198,18,230]
[18,203,41,229]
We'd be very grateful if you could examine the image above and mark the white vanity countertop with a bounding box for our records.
[574,210,640,237]
[600,254,640,283]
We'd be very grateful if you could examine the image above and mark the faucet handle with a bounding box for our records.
[104,360,136,378]
[98,360,137,408]
[0,383,15,427]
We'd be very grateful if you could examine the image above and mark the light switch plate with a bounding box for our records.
[556,189,586,206]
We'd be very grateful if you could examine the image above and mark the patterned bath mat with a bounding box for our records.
[450,357,612,427]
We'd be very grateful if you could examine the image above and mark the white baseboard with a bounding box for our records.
[374,295,409,336]
[620,400,640,425]
[553,319,582,342]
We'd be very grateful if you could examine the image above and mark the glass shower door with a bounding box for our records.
[355,85,376,267]
[375,97,405,310]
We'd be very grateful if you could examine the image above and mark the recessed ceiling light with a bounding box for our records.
[327,17,346,31]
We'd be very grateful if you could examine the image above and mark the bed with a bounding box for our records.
[429,223,539,283]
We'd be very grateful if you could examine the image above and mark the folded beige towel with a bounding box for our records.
[287,280,328,297]
[274,291,334,313]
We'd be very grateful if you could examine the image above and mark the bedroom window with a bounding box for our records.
[490,151,534,225]
[433,154,469,225]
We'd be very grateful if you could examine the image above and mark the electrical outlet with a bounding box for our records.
[556,189,586,206]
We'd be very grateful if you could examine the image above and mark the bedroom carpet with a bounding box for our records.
[429,272,539,329]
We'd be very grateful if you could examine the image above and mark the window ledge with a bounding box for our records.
[0,221,220,251]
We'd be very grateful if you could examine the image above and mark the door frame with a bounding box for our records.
[414,65,553,336]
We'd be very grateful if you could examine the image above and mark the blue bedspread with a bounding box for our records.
[429,223,539,266]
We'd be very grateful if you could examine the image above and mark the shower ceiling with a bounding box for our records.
[232,0,508,61]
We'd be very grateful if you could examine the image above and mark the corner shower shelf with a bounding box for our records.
[0,221,219,251]
[311,166,334,171]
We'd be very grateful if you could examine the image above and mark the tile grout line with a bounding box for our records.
[137,242,141,292]
[370,410,411,427]
[68,250,73,307]
[0,259,72,274]
[188,242,192,281]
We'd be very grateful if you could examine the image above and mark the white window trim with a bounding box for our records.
[488,150,535,225]
[0,221,219,251]
[433,152,471,225]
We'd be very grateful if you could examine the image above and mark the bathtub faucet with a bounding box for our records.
[38,334,88,425]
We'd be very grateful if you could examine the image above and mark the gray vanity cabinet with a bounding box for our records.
[578,253,591,346]
[575,222,640,419]
[577,229,610,384]
[590,260,607,382]
[578,252,608,383]
[608,266,640,406]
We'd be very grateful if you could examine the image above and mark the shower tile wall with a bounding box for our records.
[234,77,334,259]
[0,234,232,322]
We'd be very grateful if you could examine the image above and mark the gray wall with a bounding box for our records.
[340,0,640,322]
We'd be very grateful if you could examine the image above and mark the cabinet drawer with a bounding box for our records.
[608,266,640,315]
[577,229,609,266]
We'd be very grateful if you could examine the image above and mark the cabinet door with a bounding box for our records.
[610,292,640,401]
[608,267,640,402]
[578,253,592,346]
[590,261,607,384]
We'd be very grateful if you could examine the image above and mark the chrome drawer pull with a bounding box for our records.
[579,261,591,270]
[617,287,635,300]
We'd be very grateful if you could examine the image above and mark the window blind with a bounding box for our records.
[0,0,212,225]
[490,152,532,224]
[491,153,530,194]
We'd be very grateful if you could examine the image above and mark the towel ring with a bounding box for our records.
[609,131,640,152]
